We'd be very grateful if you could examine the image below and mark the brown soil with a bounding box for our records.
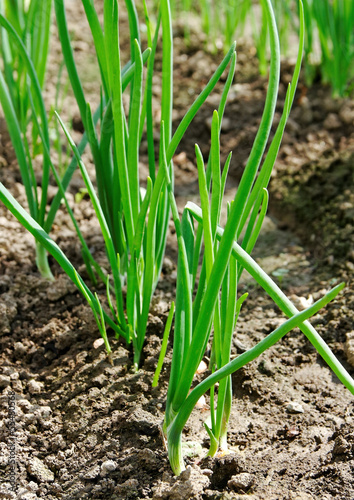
[1,1,353,499]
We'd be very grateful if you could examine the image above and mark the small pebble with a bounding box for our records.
[234,339,247,353]
[323,113,341,130]
[344,331,354,367]
[17,400,32,412]
[28,379,44,394]
[162,256,175,272]
[196,360,208,374]
[12,379,23,392]
[339,105,354,125]
[2,366,15,376]
[14,342,27,356]
[346,261,354,272]
[100,460,117,476]
[228,472,254,490]
[286,402,304,414]
[27,457,54,483]
[93,338,105,349]
[195,395,206,409]
[24,413,37,424]
[28,481,39,492]
[289,294,313,310]
[36,406,52,419]
[0,375,11,388]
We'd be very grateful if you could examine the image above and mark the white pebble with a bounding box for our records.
[195,395,206,409]
[196,360,208,374]
[28,379,44,394]
[286,402,304,414]
[93,338,105,349]
[100,460,117,476]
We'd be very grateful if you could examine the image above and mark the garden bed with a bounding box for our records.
[0,1,353,498]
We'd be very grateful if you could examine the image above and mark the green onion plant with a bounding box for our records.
[0,1,101,278]
[303,0,354,96]
[0,0,236,368]
[0,0,54,277]
[0,0,52,100]
[159,0,354,475]
[52,0,239,368]
[0,1,107,280]
[171,0,354,95]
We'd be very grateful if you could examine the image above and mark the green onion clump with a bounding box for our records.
[0,0,54,277]
[302,0,354,96]
[0,0,235,368]
[170,0,354,96]
[159,0,354,475]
